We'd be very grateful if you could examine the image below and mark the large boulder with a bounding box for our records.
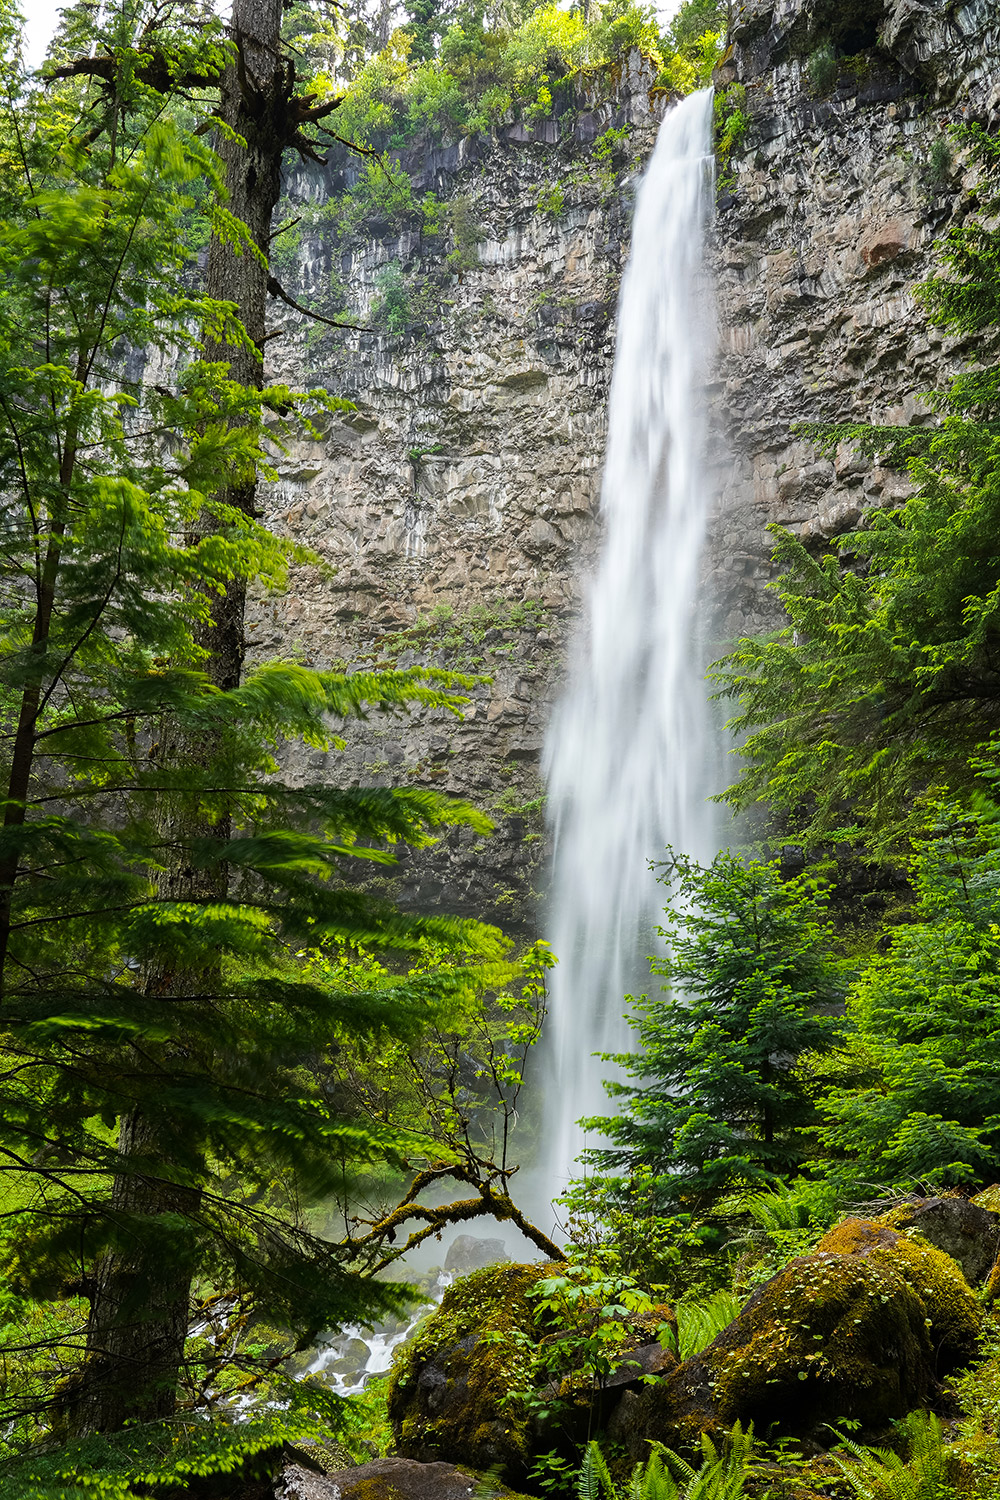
[875,1196,1000,1285]
[814,1217,982,1366]
[275,1459,535,1500]
[388,1261,676,1479]
[610,1223,982,1454]
[388,1263,549,1479]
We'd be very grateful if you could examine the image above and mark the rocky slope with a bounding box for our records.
[252,0,1000,930]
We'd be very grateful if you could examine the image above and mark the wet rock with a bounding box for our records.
[814,1217,982,1367]
[275,1458,534,1500]
[444,1234,510,1274]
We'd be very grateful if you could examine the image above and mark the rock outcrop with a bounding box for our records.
[610,1222,981,1455]
[275,1458,535,1500]
[249,0,1000,925]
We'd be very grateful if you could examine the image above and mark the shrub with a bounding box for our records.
[537,183,566,217]
[806,43,838,95]
[371,260,410,330]
[929,132,954,186]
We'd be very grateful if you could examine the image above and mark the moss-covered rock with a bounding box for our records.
[387,1262,677,1479]
[613,1227,982,1456]
[387,1262,549,1480]
[815,1217,982,1369]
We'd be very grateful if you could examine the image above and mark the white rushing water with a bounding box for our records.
[540,87,720,1211]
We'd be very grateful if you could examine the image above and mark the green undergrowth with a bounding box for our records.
[321,0,726,156]
[371,598,550,670]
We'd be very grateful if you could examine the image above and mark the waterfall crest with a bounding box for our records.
[540,88,719,1208]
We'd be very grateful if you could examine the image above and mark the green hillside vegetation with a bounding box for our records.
[301,0,724,151]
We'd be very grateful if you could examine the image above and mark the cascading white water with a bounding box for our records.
[540,88,719,1208]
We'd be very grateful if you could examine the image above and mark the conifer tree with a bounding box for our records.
[0,5,504,1439]
[583,850,844,1213]
[820,803,1000,1189]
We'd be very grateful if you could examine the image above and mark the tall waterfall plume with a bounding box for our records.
[540,87,719,1208]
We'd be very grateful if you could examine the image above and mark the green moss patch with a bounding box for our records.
[388,1262,553,1479]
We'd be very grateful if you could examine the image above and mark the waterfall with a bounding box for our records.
[540,88,719,1210]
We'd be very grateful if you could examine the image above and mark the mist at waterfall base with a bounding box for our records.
[535,87,721,1221]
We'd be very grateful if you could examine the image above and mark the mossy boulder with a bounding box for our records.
[872,1196,1000,1285]
[814,1217,982,1368]
[611,1226,982,1455]
[387,1261,677,1479]
[387,1262,549,1480]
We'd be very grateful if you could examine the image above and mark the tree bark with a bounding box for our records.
[201,0,285,690]
[72,0,289,1433]
[68,1112,199,1434]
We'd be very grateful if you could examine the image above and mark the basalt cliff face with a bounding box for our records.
[250,0,1000,930]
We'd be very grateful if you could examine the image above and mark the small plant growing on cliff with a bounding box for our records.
[928,133,954,187]
[372,260,411,331]
[714,83,747,169]
[538,183,566,218]
[445,193,483,272]
[806,43,838,96]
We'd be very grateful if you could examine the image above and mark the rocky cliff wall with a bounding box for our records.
[710,0,1000,644]
[251,0,1000,931]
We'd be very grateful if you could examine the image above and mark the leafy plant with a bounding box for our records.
[806,43,838,95]
[372,259,411,330]
[538,183,566,217]
[525,1256,670,1425]
[831,1412,959,1499]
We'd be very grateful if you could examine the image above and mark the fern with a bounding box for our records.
[616,1422,758,1500]
[831,1412,958,1500]
[578,1441,618,1500]
[676,1292,743,1360]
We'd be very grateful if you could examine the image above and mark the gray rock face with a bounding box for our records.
[444,1234,509,1273]
[710,0,1000,643]
[275,1457,530,1500]
[252,11,1000,925]
[888,1196,1000,1284]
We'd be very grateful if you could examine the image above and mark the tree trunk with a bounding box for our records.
[69,1112,199,1434]
[72,0,288,1433]
[201,0,285,690]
